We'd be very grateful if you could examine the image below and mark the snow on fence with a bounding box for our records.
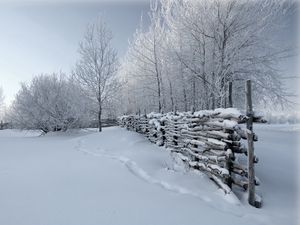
[119,80,266,208]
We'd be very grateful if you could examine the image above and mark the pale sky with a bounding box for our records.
[0,0,298,106]
[0,0,149,105]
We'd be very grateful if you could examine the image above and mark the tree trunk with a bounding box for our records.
[192,76,196,111]
[157,75,162,113]
[179,64,188,112]
[169,79,174,112]
[183,86,188,112]
[211,93,215,110]
[228,81,233,108]
[98,103,102,132]
[179,36,188,112]
[211,41,216,110]
[153,34,162,113]
[203,79,209,109]
[201,37,209,110]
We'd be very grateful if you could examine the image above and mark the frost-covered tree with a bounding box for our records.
[73,17,119,132]
[120,0,294,113]
[10,73,91,133]
[163,0,293,109]
[123,1,167,113]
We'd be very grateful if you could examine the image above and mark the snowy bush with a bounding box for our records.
[9,73,91,132]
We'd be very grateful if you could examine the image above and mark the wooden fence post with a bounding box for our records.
[228,82,233,108]
[224,81,233,188]
[246,80,261,208]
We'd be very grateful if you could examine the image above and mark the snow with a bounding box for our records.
[214,107,243,117]
[0,129,42,137]
[208,164,229,176]
[192,108,243,120]
[148,118,161,130]
[223,120,238,128]
[207,137,227,146]
[262,111,300,124]
[0,125,299,225]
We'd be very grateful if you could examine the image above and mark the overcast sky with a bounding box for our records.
[0,0,298,106]
[0,0,149,105]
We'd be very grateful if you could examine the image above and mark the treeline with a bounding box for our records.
[3,0,295,132]
[119,0,294,114]
[8,18,121,133]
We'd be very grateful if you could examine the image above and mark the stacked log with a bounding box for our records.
[163,113,185,150]
[147,113,164,145]
[119,108,265,196]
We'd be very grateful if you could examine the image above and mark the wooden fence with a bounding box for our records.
[119,80,265,208]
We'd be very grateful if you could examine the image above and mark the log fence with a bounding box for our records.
[119,80,265,208]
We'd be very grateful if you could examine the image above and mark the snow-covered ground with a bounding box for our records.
[0,125,298,225]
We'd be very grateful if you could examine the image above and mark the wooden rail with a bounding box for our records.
[119,80,265,208]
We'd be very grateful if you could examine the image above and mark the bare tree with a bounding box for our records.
[120,0,294,114]
[162,0,293,109]
[124,1,166,113]
[74,18,119,132]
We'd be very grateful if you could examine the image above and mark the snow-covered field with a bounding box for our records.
[0,125,298,225]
